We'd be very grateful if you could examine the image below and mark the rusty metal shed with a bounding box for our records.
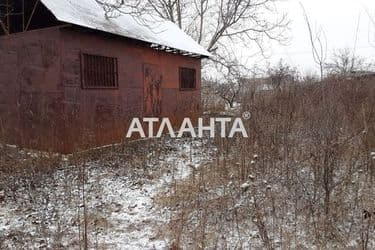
[0,0,210,153]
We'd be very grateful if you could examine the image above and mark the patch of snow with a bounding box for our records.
[241,182,251,190]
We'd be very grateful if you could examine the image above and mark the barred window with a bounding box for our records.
[179,67,196,90]
[81,53,118,89]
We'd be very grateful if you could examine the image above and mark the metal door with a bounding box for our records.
[143,64,162,117]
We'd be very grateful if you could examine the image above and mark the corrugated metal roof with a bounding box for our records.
[40,0,211,57]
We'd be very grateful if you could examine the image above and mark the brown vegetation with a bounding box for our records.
[161,77,375,249]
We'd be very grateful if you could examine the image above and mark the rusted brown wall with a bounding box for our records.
[0,26,65,151]
[0,26,202,153]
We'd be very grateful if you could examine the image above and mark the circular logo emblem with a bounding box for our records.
[242,111,251,120]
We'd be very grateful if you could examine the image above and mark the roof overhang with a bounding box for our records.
[40,0,211,58]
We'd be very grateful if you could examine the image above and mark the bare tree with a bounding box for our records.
[215,78,241,109]
[267,59,298,89]
[300,3,327,80]
[96,0,288,74]
[325,48,371,77]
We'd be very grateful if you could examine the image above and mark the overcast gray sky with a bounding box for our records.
[260,0,375,75]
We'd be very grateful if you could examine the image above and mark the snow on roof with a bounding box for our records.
[40,0,211,58]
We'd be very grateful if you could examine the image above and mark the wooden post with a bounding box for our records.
[6,0,10,33]
[22,0,25,31]
[25,0,40,31]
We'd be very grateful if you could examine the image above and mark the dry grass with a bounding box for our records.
[161,77,375,249]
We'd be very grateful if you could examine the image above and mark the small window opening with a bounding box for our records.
[81,53,119,89]
[179,67,196,90]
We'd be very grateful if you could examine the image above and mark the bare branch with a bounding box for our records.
[365,7,375,47]
[300,3,327,80]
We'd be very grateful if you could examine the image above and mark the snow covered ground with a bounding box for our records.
[0,138,216,249]
[1,137,373,249]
